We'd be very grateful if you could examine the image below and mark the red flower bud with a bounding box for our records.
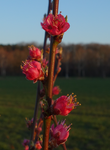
[35,141,42,150]
[25,145,29,150]
[29,45,41,61]
[52,86,60,95]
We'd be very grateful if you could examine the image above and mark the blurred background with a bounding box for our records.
[0,0,110,150]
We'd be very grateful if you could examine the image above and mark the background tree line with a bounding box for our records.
[0,43,110,77]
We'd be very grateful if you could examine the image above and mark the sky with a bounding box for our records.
[0,0,110,45]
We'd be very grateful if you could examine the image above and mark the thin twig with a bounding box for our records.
[29,81,40,150]
[43,0,51,57]
[29,0,52,149]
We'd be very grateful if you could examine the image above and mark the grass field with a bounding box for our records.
[0,76,110,150]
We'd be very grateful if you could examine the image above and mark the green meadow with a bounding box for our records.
[0,77,110,150]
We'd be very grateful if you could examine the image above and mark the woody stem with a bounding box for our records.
[43,0,59,150]
[43,39,58,150]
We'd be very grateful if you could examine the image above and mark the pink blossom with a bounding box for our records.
[21,60,44,83]
[35,141,42,150]
[22,139,30,147]
[53,94,80,116]
[49,120,71,147]
[41,14,70,36]
[29,45,41,60]
[52,86,60,95]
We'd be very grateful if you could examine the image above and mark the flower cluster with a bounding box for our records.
[21,45,48,83]
[21,5,81,150]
